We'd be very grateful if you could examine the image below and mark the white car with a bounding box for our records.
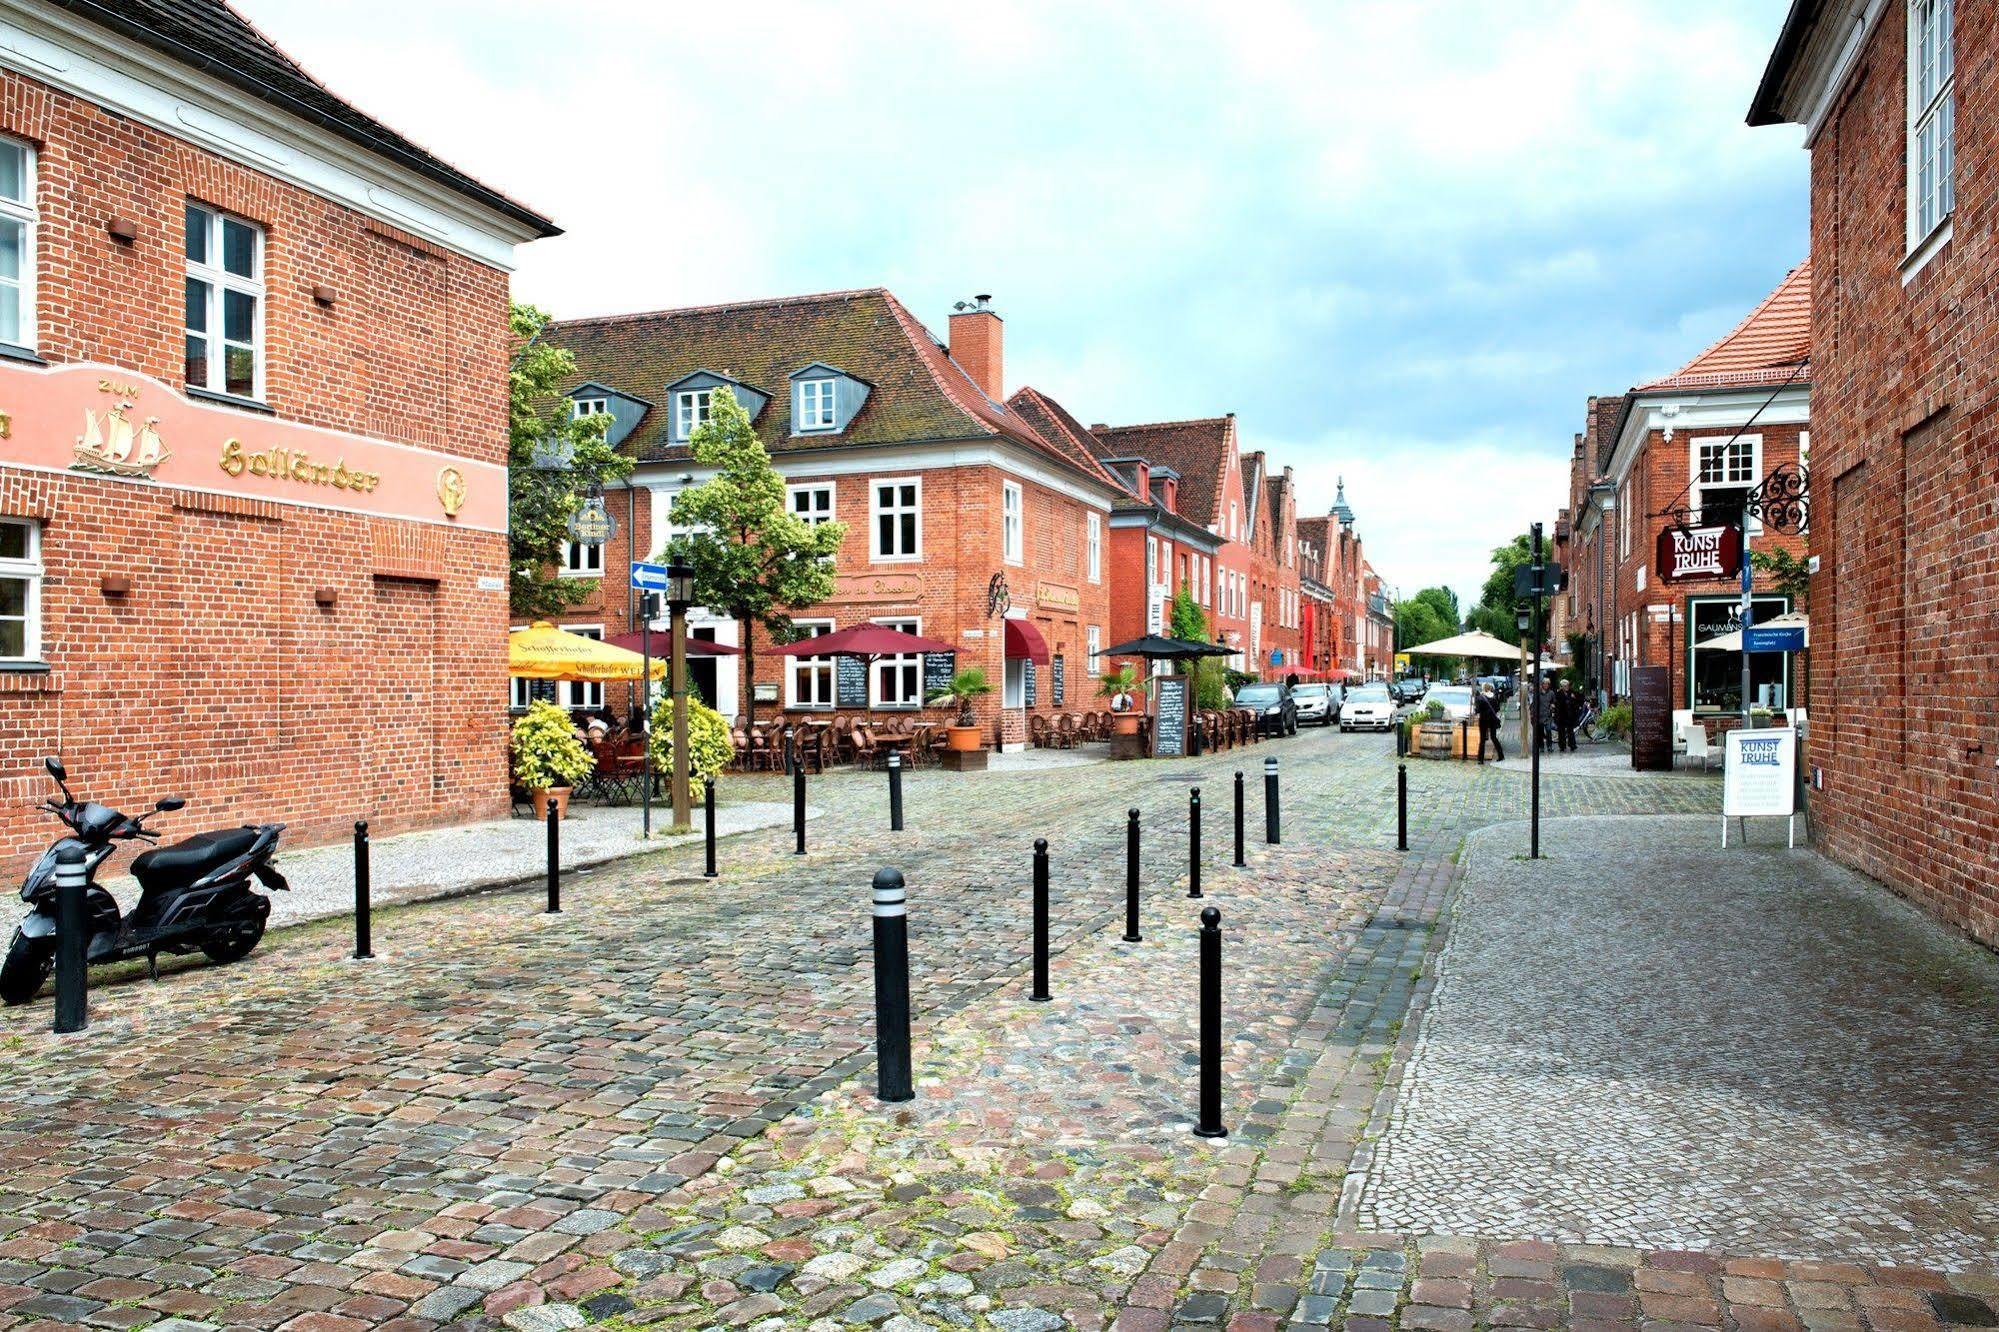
[1339,685,1396,732]
[1425,686,1476,722]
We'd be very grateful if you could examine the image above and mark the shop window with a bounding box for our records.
[185,203,263,400]
[0,137,34,351]
[1687,595,1790,713]
[872,617,920,708]
[872,478,920,560]
[787,619,835,709]
[0,518,41,662]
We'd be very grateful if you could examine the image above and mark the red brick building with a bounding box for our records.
[1296,479,1374,681]
[1568,263,1812,716]
[0,0,555,871]
[1247,455,1303,676]
[1751,0,1999,946]
[546,291,1120,749]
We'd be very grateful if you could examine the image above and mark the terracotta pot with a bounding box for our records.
[1110,713,1142,737]
[945,724,984,752]
[530,786,572,820]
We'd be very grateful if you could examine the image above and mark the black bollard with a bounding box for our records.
[1397,763,1408,852]
[52,846,87,1035]
[791,729,807,856]
[1031,838,1051,1002]
[545,801,561,914]
[1123,808,1142,943]
[1193,905,1227,1138]
[353,820,373,960]
[1233,770,1246,868]
[1188,787,1202,899]
[872,868,914,1102]
[703,778,719,878]
[888,751,904,832]
[1263,756,1281,845]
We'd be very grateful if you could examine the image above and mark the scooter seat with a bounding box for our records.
[131,827,260,892]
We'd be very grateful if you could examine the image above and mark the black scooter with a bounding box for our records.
[1,757,289,1005]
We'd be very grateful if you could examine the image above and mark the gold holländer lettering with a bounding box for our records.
[218,439,379,492]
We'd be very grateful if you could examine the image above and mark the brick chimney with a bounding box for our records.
[948,294,1003,402]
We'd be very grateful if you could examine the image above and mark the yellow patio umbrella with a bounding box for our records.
[508,621,667,682]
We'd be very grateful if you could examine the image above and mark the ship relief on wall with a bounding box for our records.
[74,382,169,479]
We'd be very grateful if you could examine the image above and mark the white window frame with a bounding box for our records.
[1086,512,1101,583]
[675,388,713,439]
[1692,433,1763,535]
[870,616,922,710]
[572,397,608,419]
[787,481,837,526]
[796,378,838,432]
[1617,480,1632,559]
[184,202,264,401]
[1002,480,1024,565]
[564,625,605,711]
[1906,0,1955,255]
[786,618,836,710]
[871,476,922,562]
[0,518,42,663]
[561,538,604,578]
[0,137,35,352]
[1086,623,1101,668]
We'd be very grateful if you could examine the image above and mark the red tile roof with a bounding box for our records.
[1088,417,1235,532]
[1640,260,1812,391]
[1003,387,1123,490]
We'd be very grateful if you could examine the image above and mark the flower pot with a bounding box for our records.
[1111,713,1142,737]
[530,786,572,820]
[945,724,983,752]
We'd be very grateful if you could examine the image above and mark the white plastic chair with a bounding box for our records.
[1678,721,1717,770]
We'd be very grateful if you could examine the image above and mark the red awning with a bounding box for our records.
[1003,616,1050,664]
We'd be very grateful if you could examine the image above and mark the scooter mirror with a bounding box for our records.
[43,756,66,784]
[156,796,186,812]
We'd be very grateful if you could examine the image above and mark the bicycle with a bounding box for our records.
[1577,700,1603,743]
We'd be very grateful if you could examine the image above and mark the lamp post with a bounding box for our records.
[666,562,697,835]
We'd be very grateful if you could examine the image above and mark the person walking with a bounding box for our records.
[1554,678,1583,752]
[1474,683,1504,761]
[1535,679,1556,753]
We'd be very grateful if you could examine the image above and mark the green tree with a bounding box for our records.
[663,387,846,729]
[1165,587,1231,708]
[1395,586,1461,675]
[1167,585,1208,643]
[1466,532,1534,645]
[509,302,633,616]
[1750,547,1811,608]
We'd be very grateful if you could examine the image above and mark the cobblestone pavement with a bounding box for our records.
[1353,815,1999,1268]
[3,735,1992,1331]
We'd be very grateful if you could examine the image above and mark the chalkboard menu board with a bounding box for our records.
[1152,675,1189,757]
[1024,660,1038,708]
[1630,666,1672,772]
[1051,654,1065,707]
[527,679,558,706]
[836,656,868,708]
[922,652,955,701]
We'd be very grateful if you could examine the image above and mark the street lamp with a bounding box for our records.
[665,562,697,835]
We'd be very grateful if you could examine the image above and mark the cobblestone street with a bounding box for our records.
[2,733,1994,1332]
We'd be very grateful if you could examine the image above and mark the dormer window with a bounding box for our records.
[676,389,712,437]
[572,397,607,418]
[797,379,837,431]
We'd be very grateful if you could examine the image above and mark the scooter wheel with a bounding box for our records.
[201,913,266,965]
[0,929,54,1006]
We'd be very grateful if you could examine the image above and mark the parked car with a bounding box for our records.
[1391,676,1427,705]
[1426,685,1476,722]
[1235,682,1299,737]
[1340,683,1397,732]
[1292,683,1336,726]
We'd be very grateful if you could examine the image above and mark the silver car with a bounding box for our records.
[1292,683,1335,726]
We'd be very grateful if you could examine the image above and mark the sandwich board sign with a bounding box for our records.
[1722,726,1797,848]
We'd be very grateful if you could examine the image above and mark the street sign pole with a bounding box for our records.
[1529,522,1544,861]
[640,591,655,840]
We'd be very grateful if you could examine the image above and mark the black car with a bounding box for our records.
[1390,677,1427,705]
[1235,682,1298,737]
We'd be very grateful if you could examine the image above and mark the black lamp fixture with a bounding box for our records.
[664,562,697,612]
[1515,604,1532,637]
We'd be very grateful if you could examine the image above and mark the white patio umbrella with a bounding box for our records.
[1697,610,1810,652]
[1400,630,1523,661]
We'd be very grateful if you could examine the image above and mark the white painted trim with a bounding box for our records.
[1000,478,1023,565]
[783,617,836,711]
[866,613,923,710]
[1689,431,1765,533]
[785,479,837,527]
[869,474,922,562]
[0,0,538,269]
[1801,0,1891,146]
[1901,215,1953,284]
[1603,386,1808,487]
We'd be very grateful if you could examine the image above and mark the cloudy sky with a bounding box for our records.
[243,0,1806,610]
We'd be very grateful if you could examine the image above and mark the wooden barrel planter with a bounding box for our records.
[1416,721,1456,757]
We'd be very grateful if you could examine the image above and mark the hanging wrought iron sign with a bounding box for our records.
[567,493,616,544]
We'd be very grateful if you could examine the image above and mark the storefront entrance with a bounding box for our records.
[1686,594,1790,713]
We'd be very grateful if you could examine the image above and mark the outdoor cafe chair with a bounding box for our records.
[850,724,880,769]
[1029,714,1051,748]
[1053,713,1077,749]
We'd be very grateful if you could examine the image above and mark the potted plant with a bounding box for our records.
[511,700,594,820]
[1097,664,1146,736]
[929,667,995,751]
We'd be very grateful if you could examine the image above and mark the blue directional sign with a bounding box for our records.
[1743,625,1806,653]
[631,560,671,591]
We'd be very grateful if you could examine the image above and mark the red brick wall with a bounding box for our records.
[1802,0,1999,947]
[0,70,514,874]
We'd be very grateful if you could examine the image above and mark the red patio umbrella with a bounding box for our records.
[606,629,743,656]
[769,624,958,658]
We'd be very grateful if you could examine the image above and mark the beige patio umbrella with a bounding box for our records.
[1400,630,1522,661]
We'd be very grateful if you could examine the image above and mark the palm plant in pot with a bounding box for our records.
[511,700,595,819]
[1098,663,1146,736]
[929,667,995,751]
